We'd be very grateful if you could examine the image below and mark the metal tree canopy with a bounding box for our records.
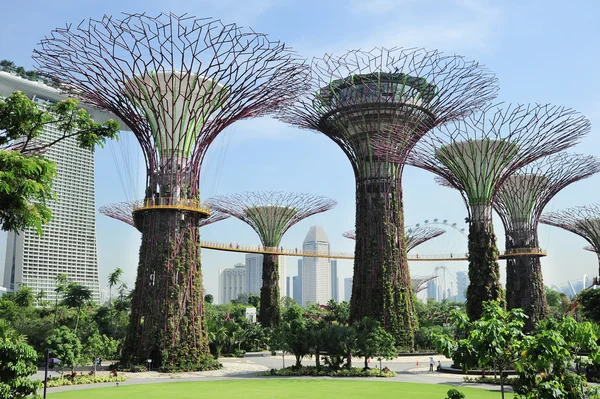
[98,201,230,231]
[281,47,498,175]
[405,104,590,224]
[208,192,336,247]
[343,225,445,252]
[34,12,308,198]
[207,191,336,327]
[495,153,600,239]
[541,204,600,276]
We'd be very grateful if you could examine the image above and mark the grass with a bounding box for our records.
[48,380,500,398]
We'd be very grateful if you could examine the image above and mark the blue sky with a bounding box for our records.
[1,0,600,300]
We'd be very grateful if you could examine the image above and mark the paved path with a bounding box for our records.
[44,355,509,395]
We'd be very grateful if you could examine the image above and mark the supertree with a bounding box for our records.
[206,191,336,326]
[34,13,307,369]
[541,204,600,279]
[343,225,445,252]
[494,153,600,329]
[99,201,230,231]
[387,104,590,320]
[412,275,437,294]
[279,47,498,346]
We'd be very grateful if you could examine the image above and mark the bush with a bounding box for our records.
[463,376,518,386]
[446,388,466,399]
[45,375,126,387]
[263,366,394,378]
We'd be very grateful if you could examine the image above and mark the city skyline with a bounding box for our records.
[1,1,600,302]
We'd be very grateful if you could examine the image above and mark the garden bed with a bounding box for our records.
[263,366,395,378]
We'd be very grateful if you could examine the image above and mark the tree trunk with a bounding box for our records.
[122,209,210,370]
[259,254,280,327]
[295,355,301,368]
[499,367,505,399]
[75,308,80,332]
[350,174,415,349]
[466,205,504,320]
[364,357,368,370]
[505,231,547,331]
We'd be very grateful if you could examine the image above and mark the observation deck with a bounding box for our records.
[132,197,211,218]
[501,247,547,258]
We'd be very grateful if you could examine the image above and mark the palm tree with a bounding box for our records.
[13,283,34,307]
[107,267,124,306]
[62,283,92,332]
[53,274,70,327]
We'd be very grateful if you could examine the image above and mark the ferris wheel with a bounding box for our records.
[415,218,467,238]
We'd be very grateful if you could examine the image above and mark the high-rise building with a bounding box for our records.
[293,259,302,305]
[286,276,291,298]
[427,279,439,302]
[244,253,285,298]
[344,277,352,302]
[331,259,338,302]
[302,226,331,306]
[0,72,113,303]
[456,271,468,303]
[219,263,246,304]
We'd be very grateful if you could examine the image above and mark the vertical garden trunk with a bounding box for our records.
[123,209,211,370]
[466,205,504,320]
[505,233,547,331]
[350,175,415,349]
[259,253,280,327]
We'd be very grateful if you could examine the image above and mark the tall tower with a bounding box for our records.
[293,259,303,305]
[331,260,338,302]
[0,72,106,302]
[302,226,331,306]
[218,263,246,304]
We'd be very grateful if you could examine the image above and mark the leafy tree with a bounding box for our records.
[107,267,123,305]
[320,324,356,369]
[0,320,26,344]
[0,338,42,398]
[83,333,119,374]
[0,91,119,233]
[53,274,69,328]
[204,294,214,304]
[276,305,312,368]
[433,302,525,399]
[0,60,16,73]
[47,326,82,373]
[248,294,260,308]
[12,284,34,308]
[62,283,92,332]
[576,288,600,322]
[355,317,397,370]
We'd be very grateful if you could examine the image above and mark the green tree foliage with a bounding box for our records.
[107,267,123,305]
[12,284,34,308]
[204,294,214,304]
[0,338,42,398]
[0,91,119,233]
[83,333,119,367]
[62,283,92,332]
[355,317,397,370]
[576,288,600,322]
[47,326,82,373]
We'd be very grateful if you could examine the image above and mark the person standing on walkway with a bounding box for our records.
[429,357,434,372]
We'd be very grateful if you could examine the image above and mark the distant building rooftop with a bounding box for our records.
[0,71,126,126]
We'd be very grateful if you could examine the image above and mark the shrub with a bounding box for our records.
[446,388,466,399]
[262,366,394,378]
[45,375,126,387]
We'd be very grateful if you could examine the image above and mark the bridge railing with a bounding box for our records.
[133,198,211,213]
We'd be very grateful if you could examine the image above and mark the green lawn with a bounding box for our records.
[48,380,500,398]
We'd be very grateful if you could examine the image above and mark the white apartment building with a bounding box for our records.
[301,225,331,306]
[0,72,117,303]
[219,263,246,304]
[244,253,286,298]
